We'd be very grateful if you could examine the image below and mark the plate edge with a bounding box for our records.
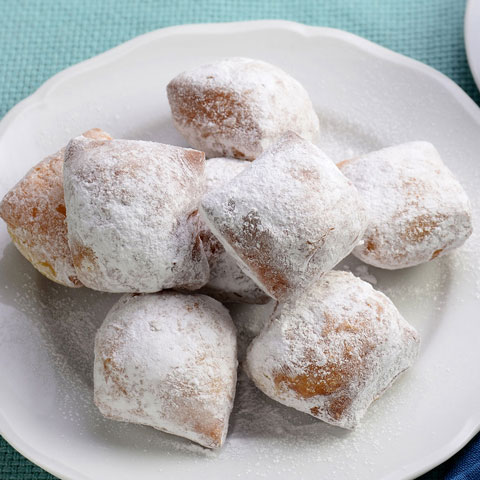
[1,19,480,480]
[464,0,480,91]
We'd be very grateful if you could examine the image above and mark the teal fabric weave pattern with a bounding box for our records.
[0,1,478,479]
[0,0,479,119]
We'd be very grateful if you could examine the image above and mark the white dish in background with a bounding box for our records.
[465,0,480,90]
[1,20,480,480]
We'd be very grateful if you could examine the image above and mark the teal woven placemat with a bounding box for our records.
[0,1,478,479]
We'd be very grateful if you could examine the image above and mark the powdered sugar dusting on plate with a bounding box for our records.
[1,102,479,478]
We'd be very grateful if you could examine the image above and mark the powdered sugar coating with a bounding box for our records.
[338,142,473,269]
[200,132,368,302]
[205,157,249,190]
[201,157,270,304]
[245,271,420,429]
[0,128,111,287]
[63,136,209,292]
[94,291,238,448]
[167,57,320,160]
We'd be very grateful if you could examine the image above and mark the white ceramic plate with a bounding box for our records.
[1,20,480,480]
[465,0,480,90]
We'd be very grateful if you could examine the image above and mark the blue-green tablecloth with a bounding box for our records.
[0,1,478,479]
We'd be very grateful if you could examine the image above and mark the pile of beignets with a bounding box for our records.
[0,57,473,449]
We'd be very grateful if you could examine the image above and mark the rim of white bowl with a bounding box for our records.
[465,0,480,92]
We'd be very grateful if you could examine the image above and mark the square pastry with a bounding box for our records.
[201,132,367,302]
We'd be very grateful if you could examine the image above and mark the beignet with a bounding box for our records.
[167,57,320,160]
[94,291,237,448]
[201,132,367,302]
[245,271,420,429]
[201,157,270,304]
[63,136,209,292]
[338,142,473,269]
[0,128,111,287]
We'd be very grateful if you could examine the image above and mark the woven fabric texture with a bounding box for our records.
[0,0,478,479]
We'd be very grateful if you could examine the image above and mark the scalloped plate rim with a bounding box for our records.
[0,20,479,480]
